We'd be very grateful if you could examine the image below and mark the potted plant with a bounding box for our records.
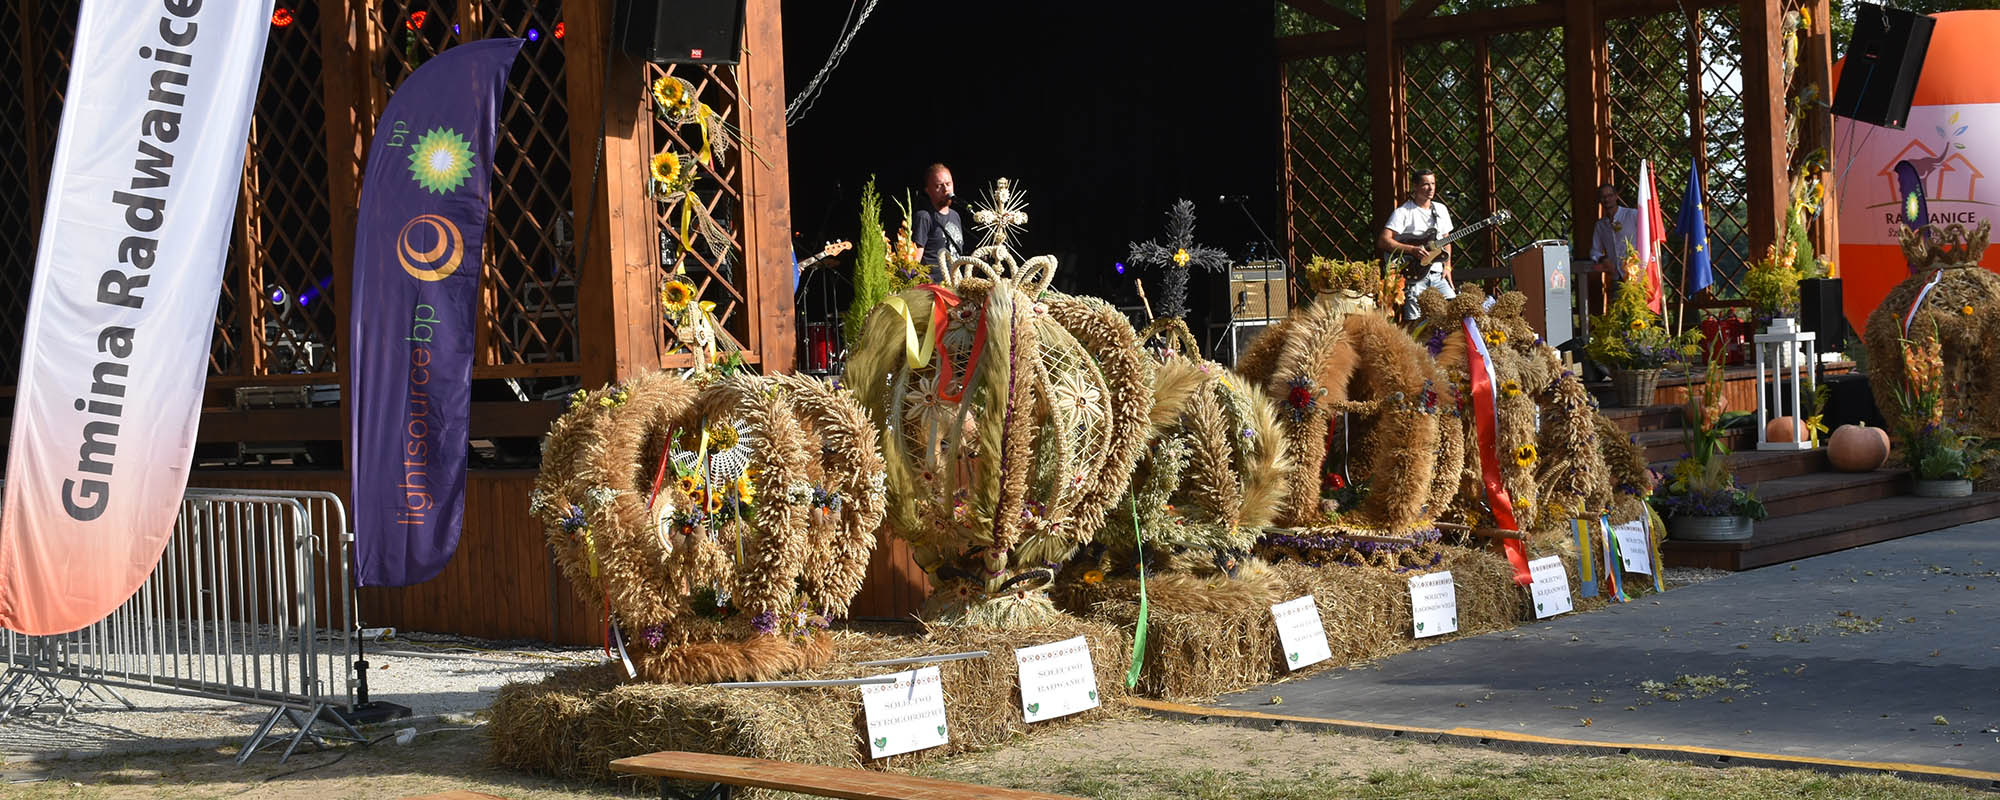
[1741,241,1810,331]
[1587,255,1695,407]
[1652,358,1767,540]
[1892,335,1987,497]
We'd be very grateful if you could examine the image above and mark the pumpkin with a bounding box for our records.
[1827,423,1891,472]
[1765,416,1806,445]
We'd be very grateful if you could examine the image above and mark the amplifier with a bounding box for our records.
[1229,267,1288,320]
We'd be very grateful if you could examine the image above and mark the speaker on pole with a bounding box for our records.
[1832,3,1934,130]
[1799,277,1847,348]
[613,0,747,65]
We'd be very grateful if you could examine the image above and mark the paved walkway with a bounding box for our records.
[1195,520,2000,782]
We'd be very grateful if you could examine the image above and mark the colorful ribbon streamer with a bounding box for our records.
[1642,511,1667,594]
[1465,317,1531,586]
[1903,268,1945,335]
[1572,518,1598,598]
[1598,516,1628,603]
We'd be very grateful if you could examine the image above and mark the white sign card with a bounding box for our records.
[859,666,949,758]
[1014,636,1101,722]
[1611,519,1653,575]
[1270,595,1333,670]
[1527,556,1573,619]
[1408,571,1459,638]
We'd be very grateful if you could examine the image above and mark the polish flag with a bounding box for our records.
[1634,160,1668,315]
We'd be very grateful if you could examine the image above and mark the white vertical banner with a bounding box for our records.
[0,0,274,635]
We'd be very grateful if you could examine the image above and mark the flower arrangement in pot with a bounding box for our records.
[1892,334,1989,497]
[1651,358,1766,540]
[1587,255,1696,407]
[1741,241,1810,328]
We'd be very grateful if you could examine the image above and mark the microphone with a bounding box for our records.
[1217,194,1249,204]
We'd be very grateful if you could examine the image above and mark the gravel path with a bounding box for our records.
[0,632,599,762]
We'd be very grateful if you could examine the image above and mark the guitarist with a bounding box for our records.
[1377,169,1458,321]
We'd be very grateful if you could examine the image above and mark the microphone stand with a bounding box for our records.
[1228,197,1291,299]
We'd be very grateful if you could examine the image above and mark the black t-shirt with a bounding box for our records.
[911,205,966,281]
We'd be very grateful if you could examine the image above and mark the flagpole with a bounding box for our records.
[1675,238,1690,343]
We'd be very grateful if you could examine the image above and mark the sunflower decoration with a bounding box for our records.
[651,74,698,123]
[703,419,756,487]
[660,277,697,316]
[1628,318,1645,331]
[649,149,689,195]
[1484,328,1509,347]
[1513,443,1539,469]
[1500,379,1523,398]
[1964,305,1977,316]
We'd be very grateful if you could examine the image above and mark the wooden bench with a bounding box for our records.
[610,750,1082,800]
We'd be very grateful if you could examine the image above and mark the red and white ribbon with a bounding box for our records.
[1903,269,1945,336]
[1465,317,1532,586]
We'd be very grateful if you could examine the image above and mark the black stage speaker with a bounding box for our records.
[613,0,746,65]
[1799,277,1847,348]
[1832,3,1934,130]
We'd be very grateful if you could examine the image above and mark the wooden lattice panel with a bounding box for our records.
[0,0,40,385]
[1697,6,1752,293]
[1401,39,1488,270]
[470,1,579,368]
[1489,32,1570,256]
[1606,13,1696,296]
[236,1,339,377]
[647,62,752,359]
[1281,52,1372,263]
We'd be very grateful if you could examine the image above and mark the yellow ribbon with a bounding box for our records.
[583,528,599,579]
[881,295,945,371]
[1805,414,1829,447]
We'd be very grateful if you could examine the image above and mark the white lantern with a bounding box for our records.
[1753,318,1816,451]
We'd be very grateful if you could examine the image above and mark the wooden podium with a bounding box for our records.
[1507,242,1574,346]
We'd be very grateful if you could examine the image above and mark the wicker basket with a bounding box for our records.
[1610,367,1663,408]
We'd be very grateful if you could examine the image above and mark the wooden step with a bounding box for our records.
[1599,404,1684,435]
[1748,469,1909,518]
[1632,427,1754,465]
[1650,447,1829,485]
[1662,491,2000,570]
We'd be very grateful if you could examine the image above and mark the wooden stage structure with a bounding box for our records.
[0,0,1834,643]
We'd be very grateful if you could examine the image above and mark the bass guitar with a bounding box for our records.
[1383,209,1513,276]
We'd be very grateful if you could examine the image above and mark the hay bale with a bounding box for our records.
[486,620,1130,789]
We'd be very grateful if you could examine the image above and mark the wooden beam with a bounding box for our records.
[175,400,571,444]
[1365,0,1400,226]
[1602,0,1736,20]
[1279,0,1364,30]
[738,0,796,374]
[1276,29,1365,60]
[1398,4,1563,41]
[1401,0,1450,21]
[317,0,370,474]
[1740,0,1787,257]
[14,0,45,229]
[1280,60,1300,301]
[1564,0,1606,253]
[565,0,663,387]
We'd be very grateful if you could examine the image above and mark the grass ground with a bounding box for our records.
[1,718,1987,800]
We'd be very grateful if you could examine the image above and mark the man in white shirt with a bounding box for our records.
[1377,169,1455,320]
[1590,182,1640,280]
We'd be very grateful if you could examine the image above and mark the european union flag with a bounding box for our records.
[1673,157,1712,294]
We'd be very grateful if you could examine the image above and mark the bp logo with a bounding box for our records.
[408,127,475,194]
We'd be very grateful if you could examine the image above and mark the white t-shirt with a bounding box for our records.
[1383,200,1453,243]
[1590,206,1641,265]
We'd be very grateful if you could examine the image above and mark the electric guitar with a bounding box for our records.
[796,240,853,271]
[1384,209,1513,275]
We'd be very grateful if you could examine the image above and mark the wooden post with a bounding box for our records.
[1564,0,1606,313]
[738,0,796,374]
[1279,60,1300,300]
[1475,37,1497,269]
[1804,0,1838,270]
[1740,0,1787,257]
[565,0,663,388]
[318,0,371,469]
[1365,0,1401,224]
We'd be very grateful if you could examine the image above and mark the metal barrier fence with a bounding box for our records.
[0,488,362,762]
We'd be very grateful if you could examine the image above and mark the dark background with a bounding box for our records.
[780,0,1282,340]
